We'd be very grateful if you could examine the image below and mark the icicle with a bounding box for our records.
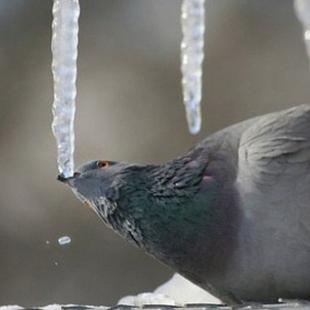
[51,0,80,178]
[295,0,310,62]
[181,0,205,135]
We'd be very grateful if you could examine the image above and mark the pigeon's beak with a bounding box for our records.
[57,172,81,187]
[57,172,90,206]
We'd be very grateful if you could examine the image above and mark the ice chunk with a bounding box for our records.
[181,0,205,134]
[51,0,80,177]
[58,235,71,245]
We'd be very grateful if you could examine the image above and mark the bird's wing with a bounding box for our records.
[237,104,310,190]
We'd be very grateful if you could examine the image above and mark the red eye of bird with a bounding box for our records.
[97,160,110,168]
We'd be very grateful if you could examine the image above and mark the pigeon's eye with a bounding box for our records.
[97,160,110,169]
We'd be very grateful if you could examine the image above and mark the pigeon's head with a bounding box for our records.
[58,159,160,233]
[58,153,220,253]
[58,160,126,205]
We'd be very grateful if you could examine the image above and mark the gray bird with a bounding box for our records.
[59,104,310,304]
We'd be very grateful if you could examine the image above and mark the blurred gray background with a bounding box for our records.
[0,0,309,306]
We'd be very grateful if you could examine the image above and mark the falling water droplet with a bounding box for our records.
[58,235,72,246]
[51,0,80,177]
[181,0,205,134]
[45,240,50,245]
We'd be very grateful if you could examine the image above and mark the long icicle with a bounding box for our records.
[51,0,80,177]
[181,0,205,135]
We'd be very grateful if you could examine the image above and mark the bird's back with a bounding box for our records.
[196,105,310,302]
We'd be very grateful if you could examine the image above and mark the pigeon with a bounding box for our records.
[59,104,310,304]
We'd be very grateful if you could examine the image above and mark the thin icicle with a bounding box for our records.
[51,0,80,177]
[295,0,310,61]
[181,0,205,135]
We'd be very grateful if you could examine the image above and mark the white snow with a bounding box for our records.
[0,306,23,310]
[0,305,108,310]
[118,273,220,306]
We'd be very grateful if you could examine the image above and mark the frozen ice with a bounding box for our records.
[58,235,71,245]
[181,0,205,134]
[51,0,80,178]
[295,0,310,62]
